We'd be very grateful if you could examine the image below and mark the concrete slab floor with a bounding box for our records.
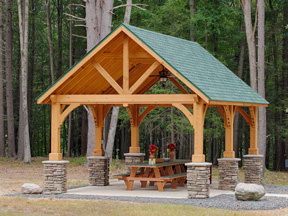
[66,181,234,199]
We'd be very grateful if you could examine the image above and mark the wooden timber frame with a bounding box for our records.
[37,25,268,162]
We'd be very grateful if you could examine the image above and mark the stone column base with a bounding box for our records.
[244,154,264,184]
[88,156,109,186]
[42,160,69,194]
[186,162,212,199]
[124,153,145,174]
[218,158,241,190]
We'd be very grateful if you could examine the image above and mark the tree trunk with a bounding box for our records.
[0,0,5,156]
[28,0,35,154]
[242,0,257,91]
[67,0,73,157]
[17,0,31,163]
[5,0,15,158]
[56,0,63,79]
[233,30,246,159]
[283,1,288,163]
[46,0,54,84]
[124,0,132,24]
[257,0,266,173]
[190,0,195,41]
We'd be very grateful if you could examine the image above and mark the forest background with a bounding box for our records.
[0,0,287,171]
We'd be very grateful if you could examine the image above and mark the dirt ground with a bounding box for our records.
[0,157,89,195]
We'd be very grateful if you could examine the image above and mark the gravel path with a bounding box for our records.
[5,192,288,211]
[263,184,288,194]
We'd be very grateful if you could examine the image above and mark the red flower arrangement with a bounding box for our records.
[168,143,176,151]
[149,144,158,155]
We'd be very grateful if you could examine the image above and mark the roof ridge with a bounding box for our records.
[122,23,199,46]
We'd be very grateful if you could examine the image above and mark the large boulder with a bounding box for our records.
[21,183,43,194]
[235,183,265,201]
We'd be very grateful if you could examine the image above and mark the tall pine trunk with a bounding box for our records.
[242,0,257,91]
[18,0,31,163]
[257,0,266,172]
[5,0,15,157]
[233,28,246,159]
[0,0,5,156]
[46,0,54,84]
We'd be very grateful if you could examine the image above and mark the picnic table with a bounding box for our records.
[114,159,190,192]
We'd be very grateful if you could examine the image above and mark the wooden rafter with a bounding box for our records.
[129,61,160,94]
[92,60,123,94]
[169,77,189,94]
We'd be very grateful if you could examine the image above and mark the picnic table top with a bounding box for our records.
[126,159,191,167]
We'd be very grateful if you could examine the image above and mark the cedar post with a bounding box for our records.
[49,101,62,160]
[91,105,105,156]
[223,105,235,158]
[127,105,140,153]
[249,106,258,154]
[192,100,206,162]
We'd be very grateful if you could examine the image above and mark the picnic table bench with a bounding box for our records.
[113,160,190,192]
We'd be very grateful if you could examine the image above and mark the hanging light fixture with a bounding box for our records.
[159,66,168,87]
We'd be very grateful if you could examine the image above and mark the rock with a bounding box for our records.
[235,183,265,201]
[21,183,43,194]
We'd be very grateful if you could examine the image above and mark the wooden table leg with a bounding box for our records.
[141,181,147,188]
[126,180,134,191]
[157,181,166,192]
[171,179,178,189]
[179,178,185,187]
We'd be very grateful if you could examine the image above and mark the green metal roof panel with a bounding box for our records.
[123,24,268,104]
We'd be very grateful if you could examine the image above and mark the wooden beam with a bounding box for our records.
[169,77,189,94]
[37,26,124,104]
[59,103,80,126]
[92,61,123,94]
[126,105,140,153]
[223,105,235,158]
[249,106,258,154]
[54,94,198,104]
[236,107,251,125]
[129,61,161,94]
[49,103,62,161]
[137,77,159,94]
[123,34,129,93]
[192,99,206,162]
[138,106,156,125]
[172,103,194,126]
[102,52,152,59]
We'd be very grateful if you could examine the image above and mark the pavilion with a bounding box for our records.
[37,24,268,198]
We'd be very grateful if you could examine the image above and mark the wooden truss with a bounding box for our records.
[38,26,265,162]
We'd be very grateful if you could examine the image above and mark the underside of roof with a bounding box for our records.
[37,23,268,106]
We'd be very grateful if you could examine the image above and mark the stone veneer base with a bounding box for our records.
[42,160,69,194]
[218,158,241,190]
[185,162,212,199]
[124,153,145,174]
[244,154,264,184]
[88,156,109,186]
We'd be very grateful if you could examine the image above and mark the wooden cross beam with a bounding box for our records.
[52,94,199,104]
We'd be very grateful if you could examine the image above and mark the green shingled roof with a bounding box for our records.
[122,24,268,105]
